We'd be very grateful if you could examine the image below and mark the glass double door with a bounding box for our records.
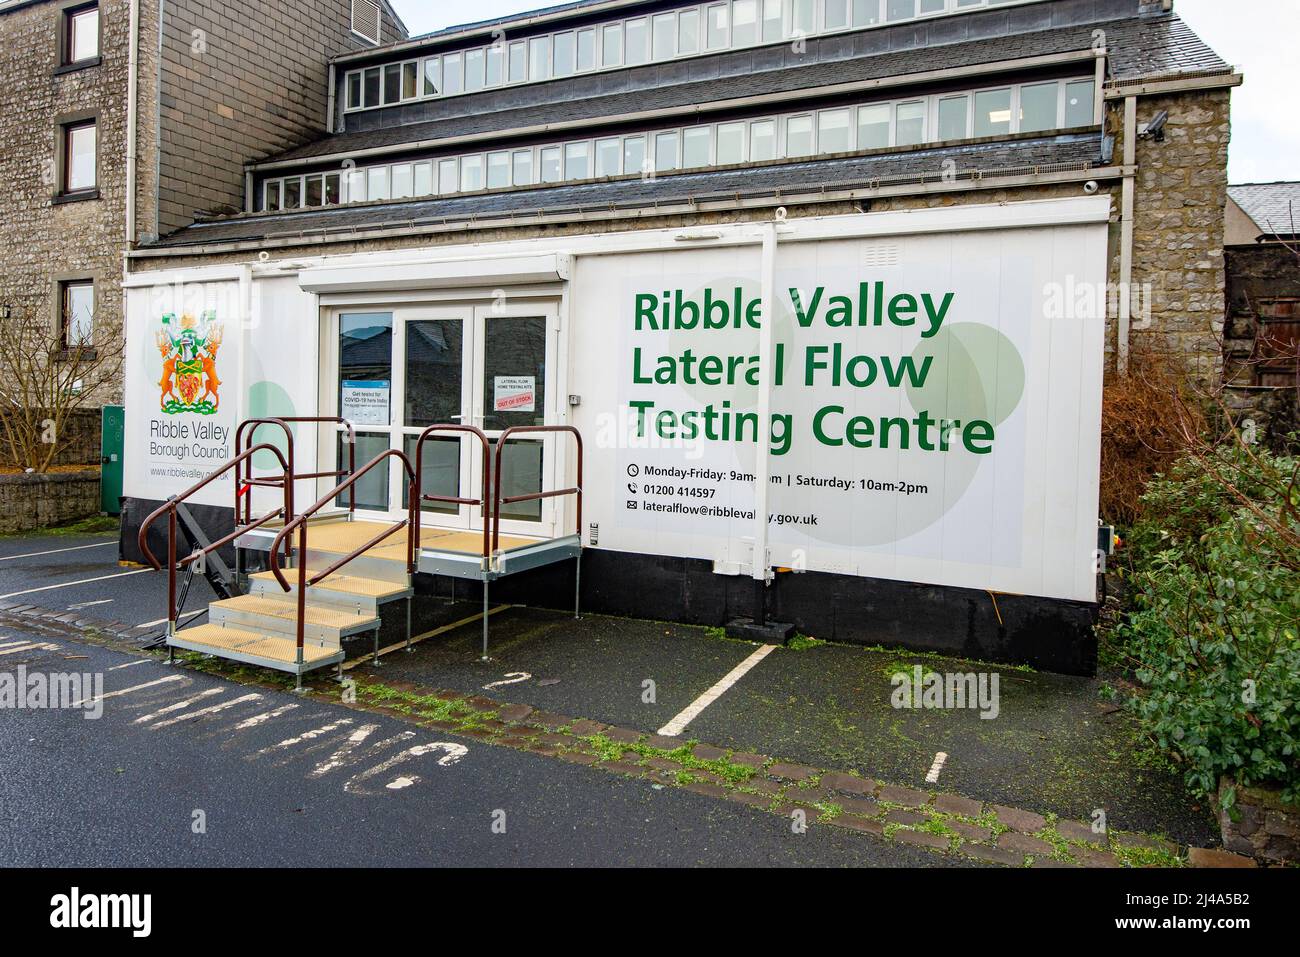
[332,300,558,537]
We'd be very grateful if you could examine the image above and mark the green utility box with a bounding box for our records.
[100,405,124,515]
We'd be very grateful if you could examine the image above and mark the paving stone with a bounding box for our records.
[603,726,643,744]
[728,751,770,769]
[599,760,643,776]
[839,796,880,817]
[683,781,730,800]
[1074,847,1120,868]
[497,702,534,723]
[997,832,1055,857]
[767,762,818,782]
[498,736,534,749]
[933,793,983,818]
[645,734,682,751]
[726,790,772,808]
[645,756,682,772]
[457,728,494,740]
[1111,831,1178,853]
[950,821,993,843]
[434,690,468,702]
[892,829,951,851]
[962,843,1023,867]
[567,718,607,736]
[527,711,572,731]
[477,719,508,732]
[831,814,884,836]
[820,771,875,795]
[502,723,538,739]
[877,784,932,808]
[1056,819,1102,843]
[534,732,569,747]
[1186,847,1256,868]
[1031,857,1081,868]
[885,808,928,827]
[744,778,784,795]
[991,804,1048,833]
[691,743,727,761]
[463,695,500,712]
[424,719,459,731]
[556,751,598,766]
[528,744,561,757]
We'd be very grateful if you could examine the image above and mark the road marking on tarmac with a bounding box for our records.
[0,541,115,562]
[70,674,184,708]
[656,643,777,737]
[0,642,60,656]
[134,611,204,629]
[925,752,949,784]
[0,568,150,601]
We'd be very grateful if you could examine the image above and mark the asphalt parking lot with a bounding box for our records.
[0,526,1218,849]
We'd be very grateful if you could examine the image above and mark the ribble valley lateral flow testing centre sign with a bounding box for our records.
[571,213,1108,604]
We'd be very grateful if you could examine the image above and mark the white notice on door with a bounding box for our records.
[494,376,535,413]
[341,380,390,425]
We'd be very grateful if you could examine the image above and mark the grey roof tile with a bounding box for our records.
[152,131,1102,249]
[1229,183,1300,237]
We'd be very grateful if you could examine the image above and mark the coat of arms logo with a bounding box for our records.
[157,312,223,415]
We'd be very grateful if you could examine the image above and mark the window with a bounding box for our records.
[438,158,458,194]
[786,114,814,157]
[442,53,463,95]
[655,131,679,172]
[750,119,776,161]
[64,4,99,66]
[541,146,562,183]
[464,49,485,91]
[61,280,94,348]
[602,23,623,67]
[625,17,648,65]
[596,138,621,177]
[363,67,381,107]
[974,88,1012,137]
[351,0,381,44]
[706,4,729,50]
[564,141,591,180]
[1064,80,1095,127]
[391,164,413,199]
[305,173,325,207]
[858,104,890,149]
[818,109,851,154]
[486,45,503,86]
[896,101,925,146]
[61,119,97,194]
[678,10,700,55]
[553,32,576,77]
[792,0,815,36]
[283,177,301,208]
[367,166,389,201]
[683,126,711,168]
[652,13,676,60]
[577,29,596,71]
[887,0,915,20]
[732,0,759,46]
[512,149,533,186]
[487,151,511,188]
[825,0,850,29]
[624,136,646,176]
[508,41,527,83]
[763,0,785,40]
[414,162,434,196]
[265,180,281,211]
[347,71,363,109]
[717,122,747,164]
[422,58,440,96]
[529,36,551,81]
[382,63,402,104]
[853,0,882,27]
[460,154,484,192]
[937,95,969,141]
[1019,81,1058,133]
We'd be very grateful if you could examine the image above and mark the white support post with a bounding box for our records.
[751,221,779,585]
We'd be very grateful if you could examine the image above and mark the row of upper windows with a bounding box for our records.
[267,76,1094,211]
[343,0,1031,112]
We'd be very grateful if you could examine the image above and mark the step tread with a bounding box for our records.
[250,570,410,599]
[172,624,339,664]
[213,594,376,629]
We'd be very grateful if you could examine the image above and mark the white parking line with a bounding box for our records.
[133,688,225,724]
[234,704,299,730]
[0,541,115,562]
[0,568,150,601]
[109,660,151,671]
[0,642,59,656]
[68,600,114,611]
[656,644,777,737]
[70,674,183,708]
[149,693,262,729]
[925,752,949,784]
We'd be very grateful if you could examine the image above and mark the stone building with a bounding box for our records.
[116,0,1243,675]
[1223,181,1299,448]
[0,0,407,409]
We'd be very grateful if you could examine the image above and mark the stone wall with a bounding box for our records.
[1219,778,1300,864]
[0,470,101,534]
[0,409,102,468]
[149,0,407,238]
[0,0,133,407]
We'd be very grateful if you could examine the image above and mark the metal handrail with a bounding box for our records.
[137,442,291,636]
[492,425,584,554]
[413,424,493,560]
[268,449,417,665]
[234,416,357,526]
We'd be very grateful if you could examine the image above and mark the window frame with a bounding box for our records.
[58,2,101,72]
[56,114,99,200]
[58,277,95,352]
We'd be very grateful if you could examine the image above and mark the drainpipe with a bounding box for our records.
[125,0,141,247]
[1117,95,1137,376]
[750,218,779,617]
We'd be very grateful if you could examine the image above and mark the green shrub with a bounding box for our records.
[1119,445,1300,809]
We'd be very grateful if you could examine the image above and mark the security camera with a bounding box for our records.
[1139,110,1169,142]
[1084,180,1100,194]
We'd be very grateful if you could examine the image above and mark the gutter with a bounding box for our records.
[127,163,1125,260]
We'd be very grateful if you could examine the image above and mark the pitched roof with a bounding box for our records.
[1229,183,1300,237]
[263,12,1226,168]
[149,130,1103,249]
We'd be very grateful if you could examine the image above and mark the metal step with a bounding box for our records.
[248,570,412,616]
[209,594,377,644]
[168,623,344,676]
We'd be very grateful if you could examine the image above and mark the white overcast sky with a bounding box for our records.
[388,0,1299,184]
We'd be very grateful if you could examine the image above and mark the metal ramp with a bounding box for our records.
[138,419,583,685]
